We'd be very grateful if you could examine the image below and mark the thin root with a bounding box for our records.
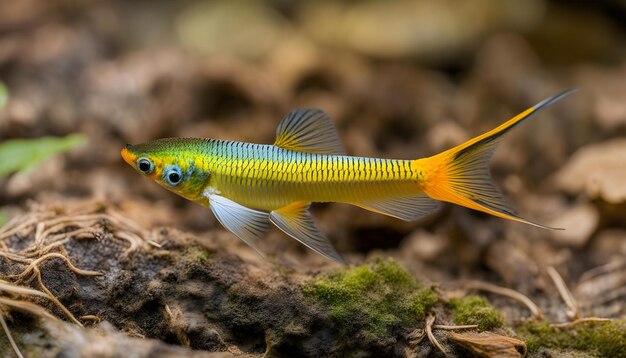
[547,266,579,320]
[425,314,447,356]
[466,280,542,319]
[6,253,101,282]
[0,312,24,358]
[579,260,626,283]
[433,324,479,330]
[0,279,49,299]
[0,297,59,321]
[35,268,83,327]
[0,204,148,329]
[407,328,426,347]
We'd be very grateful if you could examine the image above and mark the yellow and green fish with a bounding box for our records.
[121,90,574,263]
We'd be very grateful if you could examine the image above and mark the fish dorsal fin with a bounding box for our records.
[270,201,346,264]
[207,194,270,258]
[274,109,346,155]
[352,192,442,222]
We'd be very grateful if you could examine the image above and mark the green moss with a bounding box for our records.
[517,319,626,357]
[449,295,503,330]
[301,259,438,340]
[186,246,212,262]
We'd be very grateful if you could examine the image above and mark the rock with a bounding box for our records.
[400,229,449,262]
[553,139,626,204]
[548,203,599,247]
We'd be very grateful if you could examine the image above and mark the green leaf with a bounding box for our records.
[0,81,8,109]
[0,134,86,176]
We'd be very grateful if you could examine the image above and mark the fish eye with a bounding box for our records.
[163,165,183,186]
[136,158,154,174]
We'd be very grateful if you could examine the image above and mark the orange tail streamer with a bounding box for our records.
[416,90,576,229]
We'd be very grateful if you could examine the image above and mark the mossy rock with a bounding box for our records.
[301,259,438,341]
[516,319,626,357]
[449,295,504,331]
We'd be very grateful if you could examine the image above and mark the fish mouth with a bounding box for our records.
[120,144,137,165]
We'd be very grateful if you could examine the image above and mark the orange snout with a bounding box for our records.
[121,144,137,166]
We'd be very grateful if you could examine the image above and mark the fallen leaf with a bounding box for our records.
[0,134,85,176]
[448,331,527,358]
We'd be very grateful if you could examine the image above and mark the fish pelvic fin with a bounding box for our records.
[414,90,576,230]
[270,201,346,264]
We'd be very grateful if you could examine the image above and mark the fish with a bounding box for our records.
[121,89,575,264]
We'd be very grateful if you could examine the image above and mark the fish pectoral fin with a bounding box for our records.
[270,201,346,264]
[274,108,346,155]
[352,193,442,222]
[207,194,270,258]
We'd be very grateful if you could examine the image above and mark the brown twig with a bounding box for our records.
[465,280,542,319]
[433,324,479,330]
[547,266,579,320]
[578,260,626,283]
[425,314,447,356]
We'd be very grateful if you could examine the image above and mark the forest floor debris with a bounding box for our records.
[0,202,622,357]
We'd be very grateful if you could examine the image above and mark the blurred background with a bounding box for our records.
[0,0,624,318]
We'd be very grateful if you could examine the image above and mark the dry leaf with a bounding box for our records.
[448,331,527,358]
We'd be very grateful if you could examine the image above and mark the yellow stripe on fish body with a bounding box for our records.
[204,142,413,210]
[121,91,576,263]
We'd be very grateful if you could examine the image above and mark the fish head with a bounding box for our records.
[121,138,210,201]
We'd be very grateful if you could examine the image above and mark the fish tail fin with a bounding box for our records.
[415,90,576,230]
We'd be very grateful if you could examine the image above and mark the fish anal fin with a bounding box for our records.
[274,109,346,155]
[270,201,346,264]
[352,193,441,222]
[207,194,270,258]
